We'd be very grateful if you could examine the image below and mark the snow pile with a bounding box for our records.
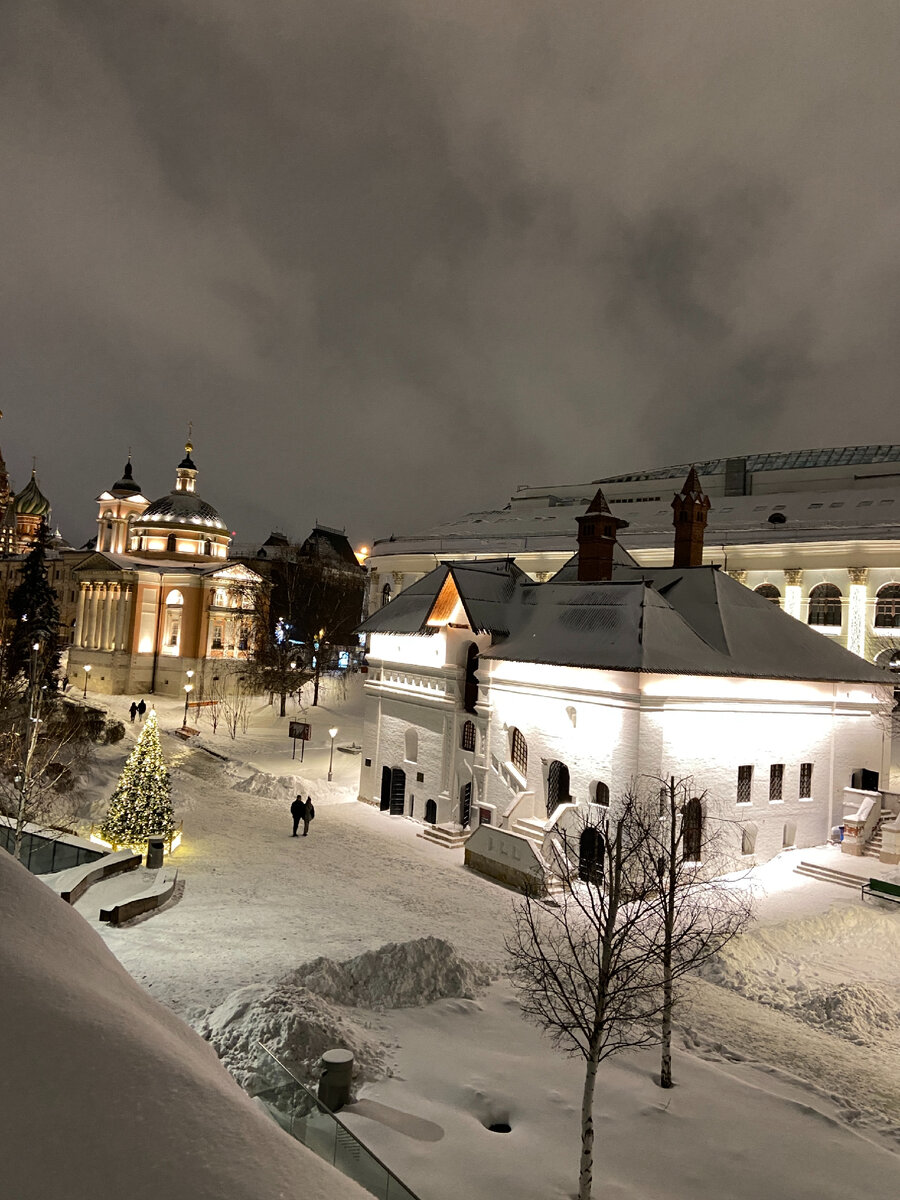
[231,767,357,807]
[197,982,390,1092]
[282,935,494,1008]
[198,938,493,1093]
[0,849,368,1200]
[699,903,900,1043]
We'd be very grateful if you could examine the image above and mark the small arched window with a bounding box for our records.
[404,728,418,763]
[166,589,184,607]
[754,583,781,605]
[593,781,610,807]
[460,720,476,752]
[875,584,900,628]
[807,583,842,627]
[510,727,527,777]
[741,825,757,856]
[166,533,177,553]
[381,582,392,608]
[203,538,212,556]
[782,821,797,849]
[578,827,605,885]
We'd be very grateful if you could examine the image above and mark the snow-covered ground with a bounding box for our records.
[27,675,900,1198]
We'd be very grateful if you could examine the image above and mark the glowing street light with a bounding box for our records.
[83,664,92,698]
[183,682,194,727]
[328,726,338,782]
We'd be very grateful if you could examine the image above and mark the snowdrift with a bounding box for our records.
[197,937,493,1092]
[0,850,368,1200]
[231,766,357,807]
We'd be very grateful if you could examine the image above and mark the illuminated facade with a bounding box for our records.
[359,481,892,868]
[68,442,266,697]
[366,445,900,665]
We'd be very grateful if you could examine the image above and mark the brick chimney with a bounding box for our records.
[672,467,711,568]
[576,487,628,582]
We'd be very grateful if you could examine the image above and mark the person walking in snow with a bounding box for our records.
[129,702,138,723]
[291,795,304,837]
[301,796,315,837]
[137,699,147,720]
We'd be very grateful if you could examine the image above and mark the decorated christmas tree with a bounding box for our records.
[101,709,175,846]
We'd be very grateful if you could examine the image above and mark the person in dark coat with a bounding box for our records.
[137,699,147,720]
[301,797,315,837]
[290,795,304,837]
[129,702,138,723]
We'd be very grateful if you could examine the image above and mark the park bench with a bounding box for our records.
[99,868,178,926]
[861,878,900,906]
[42,849,142,905]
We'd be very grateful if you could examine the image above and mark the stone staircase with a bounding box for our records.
[793,861,866,889]
[417,825,471,850]
[862,810,893,859]
[510,816,547,849]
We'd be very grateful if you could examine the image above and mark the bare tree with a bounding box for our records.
[505,799,664,1200]
[638,777,754,1089]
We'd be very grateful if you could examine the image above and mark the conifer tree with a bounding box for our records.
[101,709,175,845]
[7,520,60,688]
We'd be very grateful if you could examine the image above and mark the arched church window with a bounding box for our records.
[166,590,184,606]
[460,720,476,752]
[381,582,392,607]
[166,533,176,553]
[203,538,212,556]
[807,583,842,627]
[510,727,528,777]
[578,827,605,886]
[754,583,781,605]
[463,643,479,714]
[593,780,610,807]
[875,584,900,628]
[404,728,418,763]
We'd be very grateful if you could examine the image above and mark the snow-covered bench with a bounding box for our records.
[99,868,179,926]
[41,849,142,905]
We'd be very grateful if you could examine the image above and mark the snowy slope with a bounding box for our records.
[0,850,369,1200]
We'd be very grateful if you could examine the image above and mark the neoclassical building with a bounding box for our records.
[365,445,900,665]
[68,441,265,697]
[358,473,892,872]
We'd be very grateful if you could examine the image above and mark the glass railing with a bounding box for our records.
[255,1043,422,1200]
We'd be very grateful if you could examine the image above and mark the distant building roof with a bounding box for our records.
[597,444,900,484]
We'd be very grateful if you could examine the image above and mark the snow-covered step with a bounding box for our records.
[418,825,470,850]
[794,862,868,889]
[510,817,546,848]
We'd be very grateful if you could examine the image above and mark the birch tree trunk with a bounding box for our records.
[579,1043,601,1200]
[660,963,674,1088]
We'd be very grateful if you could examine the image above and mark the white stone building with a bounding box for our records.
[358,477,893,873]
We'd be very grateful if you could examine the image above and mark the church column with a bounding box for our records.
[100,584,116,650]
[83,585,97,648]
[74,584,87,647]
[90,585,106,650]
[783,569,804,621]
[114,585,127,651]
[848,568,869,660]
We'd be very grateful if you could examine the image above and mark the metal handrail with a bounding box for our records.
[256,1042,423,1200]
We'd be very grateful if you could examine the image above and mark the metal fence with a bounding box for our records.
[0,820,103,875]
[255,1044,422,1200]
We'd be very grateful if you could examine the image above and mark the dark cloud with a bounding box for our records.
[2,1,900,547]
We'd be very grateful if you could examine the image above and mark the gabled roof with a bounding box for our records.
[359,559,529,637]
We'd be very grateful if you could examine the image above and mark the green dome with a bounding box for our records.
[15,471,51,517]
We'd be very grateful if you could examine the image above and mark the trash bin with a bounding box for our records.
[318,1049,354,1112]
[146,837,165,869]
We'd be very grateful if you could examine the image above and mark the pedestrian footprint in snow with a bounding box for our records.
[129,702,138,723]
[290,795,304,837]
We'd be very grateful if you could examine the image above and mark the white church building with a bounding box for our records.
[358,472,894,876]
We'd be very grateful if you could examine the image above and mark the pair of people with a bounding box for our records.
[128,699,147,723]
[290,795,315,837]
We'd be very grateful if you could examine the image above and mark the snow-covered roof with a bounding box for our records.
[363,559,892,685]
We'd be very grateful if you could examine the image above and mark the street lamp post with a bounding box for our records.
[82,664,92,698]
[183,683,194,727]
[328,726,338,782]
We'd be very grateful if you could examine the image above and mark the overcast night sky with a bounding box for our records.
[3,2,900,550]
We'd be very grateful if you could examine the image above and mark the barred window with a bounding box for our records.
[799,762,813,799]
[510,727,528,777]
[737,765,753,804]
[769,763,784,802]
[594,780,610,807]
[754,583,781,605]
[460,720,476,752]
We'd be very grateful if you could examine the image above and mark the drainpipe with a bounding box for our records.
[150,577,165,694]
[827,683,837,836]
